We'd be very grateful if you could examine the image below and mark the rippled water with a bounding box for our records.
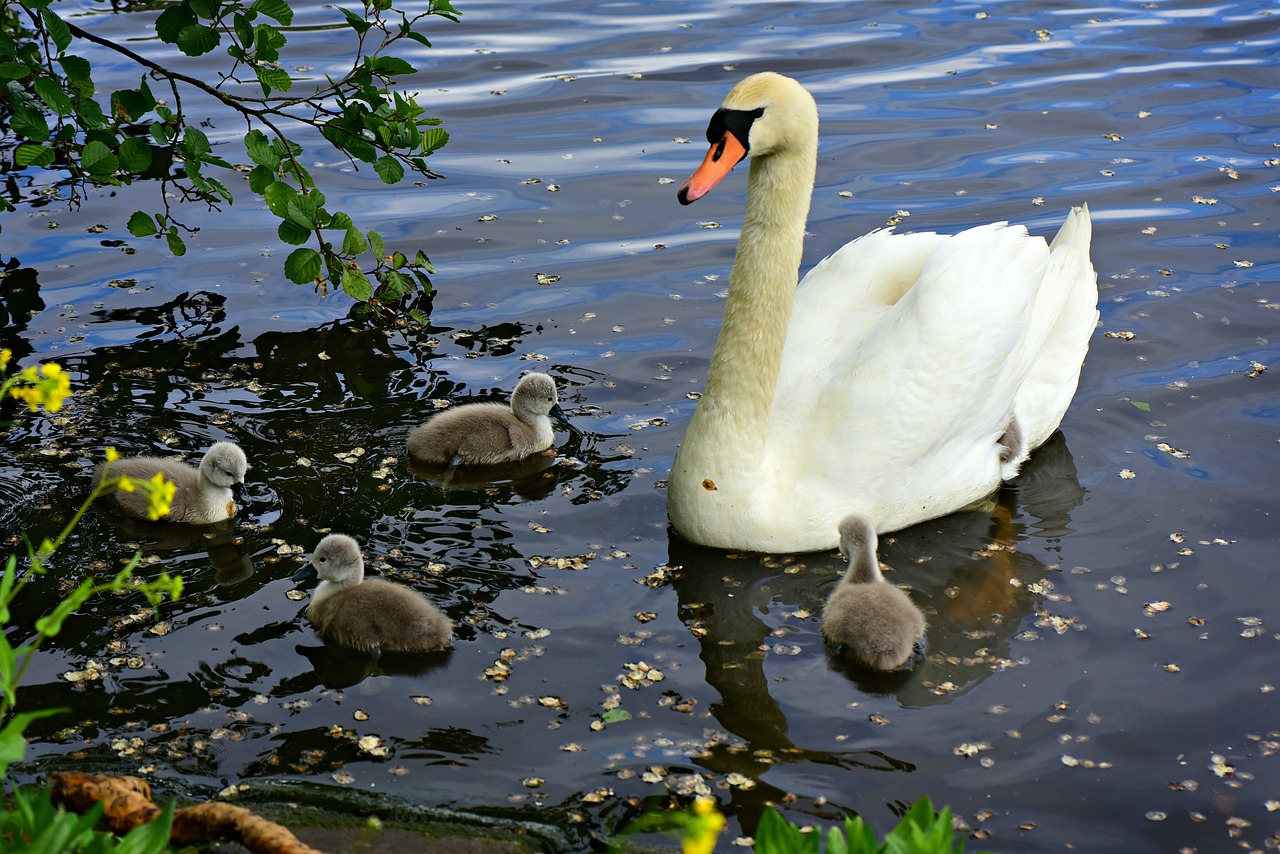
[3,0,1279,851]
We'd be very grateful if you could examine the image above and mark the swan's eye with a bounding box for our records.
[318,557,326,563]
[705,107,764,157]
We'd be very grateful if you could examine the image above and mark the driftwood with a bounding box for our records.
[49,773,324,854]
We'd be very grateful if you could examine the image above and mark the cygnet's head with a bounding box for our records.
[292,534,365,587]
[837,515,880,584]
[511,373,567,422]
[200,442,248,489]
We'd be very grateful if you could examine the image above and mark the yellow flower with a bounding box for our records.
[0,349,11,372]
[5,360,72,412]
[116,475,135,493]
[145,472,176,520]
[105,447,120,463]
[682,798,725,854]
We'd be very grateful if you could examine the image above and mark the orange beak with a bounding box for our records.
[677,131,748,205]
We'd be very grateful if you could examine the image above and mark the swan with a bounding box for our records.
[822,515,925,671]
[407,372,568,467]
[667,72,1098,552]
[95,442,247,524]
[291,534,452,655]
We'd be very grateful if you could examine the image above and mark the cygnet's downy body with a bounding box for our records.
[407,373,568,467]
[291,534,451,656]
[96,442,248,524]
[821,515,926,671]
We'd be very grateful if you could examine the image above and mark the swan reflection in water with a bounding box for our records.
[91,512,256,586]
[662,433,1085,828]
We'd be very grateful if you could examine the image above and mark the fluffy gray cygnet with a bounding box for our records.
[406,373,567,466]
[821,514,926,671]
[291,534,452,655]
[95,441,247,524]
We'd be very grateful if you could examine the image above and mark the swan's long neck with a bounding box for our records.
[697,143,816,443]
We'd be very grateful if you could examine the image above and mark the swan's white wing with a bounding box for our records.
[768,221,1057,521]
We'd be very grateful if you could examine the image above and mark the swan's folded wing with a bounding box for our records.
[770,221,1052,488]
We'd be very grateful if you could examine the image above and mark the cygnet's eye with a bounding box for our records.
[317,556,326,563]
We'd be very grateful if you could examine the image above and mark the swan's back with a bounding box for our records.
[309,578,451,655]
[768,207,1097,536]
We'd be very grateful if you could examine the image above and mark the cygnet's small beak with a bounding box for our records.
[550,403,581,436]
[291,563,318,584]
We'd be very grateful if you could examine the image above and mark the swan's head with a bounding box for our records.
[200,442,248,489]
[292,533,365,587]
[678,72,819,205]
[511,372,568,422]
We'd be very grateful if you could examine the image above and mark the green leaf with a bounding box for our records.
[365,56,415,76]
[338,6,373,35]
[150,121,174,146]
[176,24,221,57]
[41,9,72,53]
[250,0,294,26]
[247,165,274,194]
[244,129,279,168]
[367,230,385,260]
[115,799,176,854]
[80,140,119,176]
[112,86,155,122]
[166,228,187,256]
[119,137,153,172]
[341,268,373,301]
[128,211,158,237]
[284,248,323,284]
[181,126,211,157]
[0,62,30,80]
[188,0,220,19]
[9,105,51,142]
[277,219,310,246]
[421,127,449,155]
[14,144,55,167]
[254,65,292,95]
[233,12,254,46]
[1131,400,1151,412]
[57,55,92,85]
[155,5,197,43]
[373,155,404,184]
[33,78,73,115]
[262,180,296,217]
[342,226,367,254]
[0,710,65,777]
[600,708,631,724]
[328,211,353,230]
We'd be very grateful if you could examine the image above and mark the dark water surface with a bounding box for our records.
[3,0,1279,851]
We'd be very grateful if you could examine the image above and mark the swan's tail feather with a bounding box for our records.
[1012,206,1099,458]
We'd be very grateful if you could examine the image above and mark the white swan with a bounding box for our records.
[667,72,1098,552]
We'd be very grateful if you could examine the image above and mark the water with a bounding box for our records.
[3,0,1279,850]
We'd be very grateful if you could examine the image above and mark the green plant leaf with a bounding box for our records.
[40,9,72,53]
[14,144,55,167]
[166,228,187,256]
[127,211,158,237]
[176,24,221,56]
[262,180,296,217]
[233,11,255,46]
[421,127,449,155]
[277,219,311,245]
[284,248,323,284]
[338,6,373,34]
[342,225,367,254]
[374,155,404,184]
[119,137,153,172]
[255,65,292,95]
[181,126,211,157]
[1131,401,1151,412]
[0,710,64,778]
[341,268,373,301]
[154,5,197,43]
[368,230,385,260]
[80,140,119,176]
[250,0,294,26]
[10,105,51,142]
[114,799,175,854]
[32,78,72,115]
[0,61,30,80]
[600,708,631,724]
